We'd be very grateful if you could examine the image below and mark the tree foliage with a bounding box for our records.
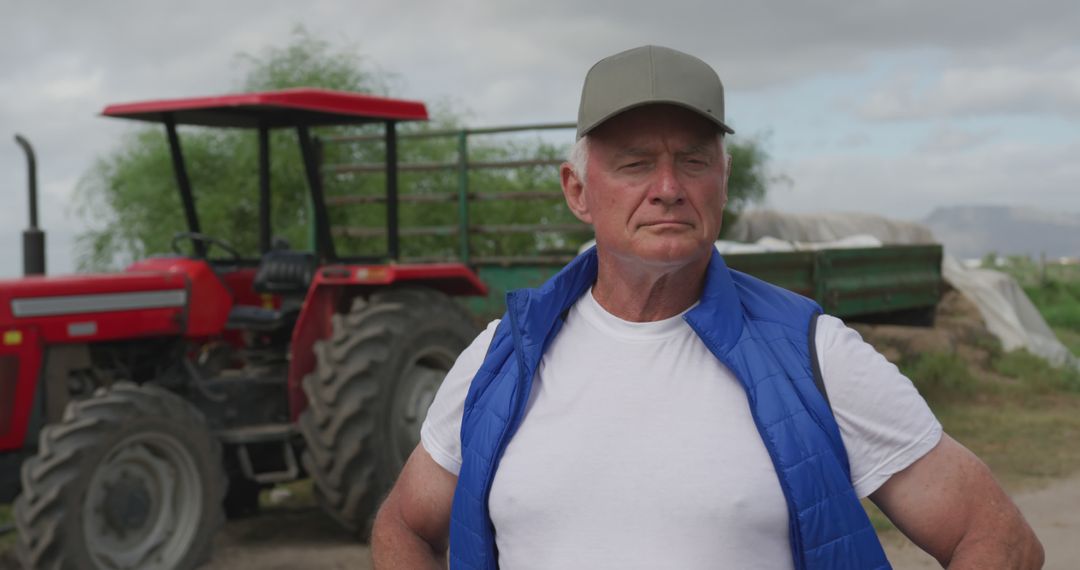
[75,30,773,270]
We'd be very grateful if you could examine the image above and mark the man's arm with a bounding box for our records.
[372,445,457,569]
[870,433,1043,569]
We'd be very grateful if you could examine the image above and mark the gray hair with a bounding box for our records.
[568,135,591,183]
[566,133,729,185]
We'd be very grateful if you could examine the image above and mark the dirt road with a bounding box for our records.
[202,508,373,570]
[204,472,1080,569]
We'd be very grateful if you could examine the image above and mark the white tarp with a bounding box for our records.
[579,235,885,255]
[941,257,1080,369]
[725,210,937,245]
[727,209,1079,370]
[714,234,884,254]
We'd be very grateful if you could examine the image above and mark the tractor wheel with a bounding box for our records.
[14,382,225,570]
[299,287,477,537]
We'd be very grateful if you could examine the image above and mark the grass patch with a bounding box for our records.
[872,346,1080,538]
[1023,279,1080,330]
[992,349,1080,394]
[899,351,979,400]
[991,257,1080,357]
[868,387,1080,537]
[908,347,1080,482]
[1053,326,1080,356]
[900,346,1080,405]
[933,392,1080,487]
[993,257,1080,289]
[0,502,14,555]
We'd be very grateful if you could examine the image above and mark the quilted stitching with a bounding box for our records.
[449,249,891,570]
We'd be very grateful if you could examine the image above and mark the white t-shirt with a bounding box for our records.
[421,289,941,570]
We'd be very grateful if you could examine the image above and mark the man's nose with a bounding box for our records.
[649,160,684,206]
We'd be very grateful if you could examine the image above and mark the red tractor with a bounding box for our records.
[1,89,485,569]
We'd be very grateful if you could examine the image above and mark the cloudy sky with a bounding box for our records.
[3,0,1079,276]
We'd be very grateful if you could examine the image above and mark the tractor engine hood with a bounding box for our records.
[0,257,232,343]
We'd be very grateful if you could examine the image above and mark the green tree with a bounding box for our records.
[721,136,773,234]
[75,30,773,269]
[75,30,386,268]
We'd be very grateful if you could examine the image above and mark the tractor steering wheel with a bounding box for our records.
[170,232,242,260]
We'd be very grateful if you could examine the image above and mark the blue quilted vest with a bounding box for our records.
[449,248,890,570]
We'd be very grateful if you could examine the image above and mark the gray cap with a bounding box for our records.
[576,45,735,140]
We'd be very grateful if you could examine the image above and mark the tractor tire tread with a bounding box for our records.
[13,382,226,570]
[299,288,476,537]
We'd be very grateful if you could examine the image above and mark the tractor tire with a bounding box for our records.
[13,382,226,570]
[299,287,477,537]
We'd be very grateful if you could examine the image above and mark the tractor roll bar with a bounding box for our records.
[385,121,399,260]
[164,115,207,258]
[297,126,337,260]
[258,125,271,254]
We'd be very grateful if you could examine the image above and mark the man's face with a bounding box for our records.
[562,104,729,271]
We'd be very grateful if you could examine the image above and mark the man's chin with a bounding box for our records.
[612,242,713,268]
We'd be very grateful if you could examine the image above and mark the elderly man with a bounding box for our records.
[372,46,1042,569]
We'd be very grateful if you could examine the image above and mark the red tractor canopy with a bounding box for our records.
[103,88,428,261]
[102,88,428,127]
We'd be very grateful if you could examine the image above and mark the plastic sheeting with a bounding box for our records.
[725,210,936,245]
[714,234,884,254]
[578,235,885,255]
[942,256,1080,369]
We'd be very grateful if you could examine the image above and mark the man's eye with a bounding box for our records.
[621,161,646,170]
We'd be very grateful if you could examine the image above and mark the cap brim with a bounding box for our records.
[577,99,735,139]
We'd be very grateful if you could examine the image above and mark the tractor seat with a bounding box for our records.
[253,250,317,295]
[225,305,294,332]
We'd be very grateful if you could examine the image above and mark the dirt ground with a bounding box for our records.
[200,472,1080,570]
[201,507,373,570]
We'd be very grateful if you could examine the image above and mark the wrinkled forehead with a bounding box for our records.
[589,104,723,156]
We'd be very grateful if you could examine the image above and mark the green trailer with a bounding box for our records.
[463,245,942,324]
[725,245,942,324]
[318,123,943,324]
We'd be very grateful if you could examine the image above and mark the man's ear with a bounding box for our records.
[560,163,593,224]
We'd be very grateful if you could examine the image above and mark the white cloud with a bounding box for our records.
[836,132,872,149]
[3,0,1080,274]
[42,72,105,102]
[917,125,998,153]
[768,139,1080,220]
[859,60,1080,120]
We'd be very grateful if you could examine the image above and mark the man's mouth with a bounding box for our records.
[640,221,691,228]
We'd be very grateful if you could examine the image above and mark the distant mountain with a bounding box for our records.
[922,205,1080,260]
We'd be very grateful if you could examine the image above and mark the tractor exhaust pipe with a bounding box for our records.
[14,134,45,276]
